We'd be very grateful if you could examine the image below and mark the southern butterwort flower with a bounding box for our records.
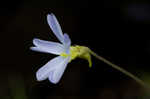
[30,14,148,89]
[30,13,92,84]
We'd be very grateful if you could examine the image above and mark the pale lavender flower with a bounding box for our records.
[30,13,71,84]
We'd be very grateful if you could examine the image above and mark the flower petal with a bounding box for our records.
[64,33,71,46]
[30,47,50,53]
[63,33,71,54]
[33,38,65,55]
[36,56,66,81]
[48,57,70,84]
[47,13,64,43]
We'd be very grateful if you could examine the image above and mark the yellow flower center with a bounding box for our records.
[60,45,92,67]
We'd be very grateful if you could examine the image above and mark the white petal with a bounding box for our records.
[33,38,65,55]
[30,47,50,53]
[47,13,64,43]
[48,57,70,84]
[63,33,71,54]
[36,56,66,81]
[64,33,71,47]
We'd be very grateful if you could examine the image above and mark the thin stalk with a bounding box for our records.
[88,48,149,89]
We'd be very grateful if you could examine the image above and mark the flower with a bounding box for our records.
[30,13,92,84]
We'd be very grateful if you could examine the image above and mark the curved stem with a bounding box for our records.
[88,48,149,89]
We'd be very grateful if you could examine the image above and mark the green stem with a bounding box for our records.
[88,48,149,89]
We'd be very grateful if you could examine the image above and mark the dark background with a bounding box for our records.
[0,0,150,99]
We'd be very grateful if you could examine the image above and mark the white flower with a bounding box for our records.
[30,13,92,84]
[30,13,71,84]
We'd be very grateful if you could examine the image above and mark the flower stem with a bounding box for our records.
[88,48,149,89]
